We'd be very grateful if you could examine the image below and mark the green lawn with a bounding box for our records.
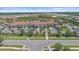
[50,37,79,40]
[3,37,45,40]
[2,37,79,40]
[16,17,37,21]
[0,49,19,51]
[1,37,79,40]
[0,35,79,40]
[0,35,46,40]
[50,45,79,48]
[0,45,24,51]
[67,46,79,48]
[3,45,23,48]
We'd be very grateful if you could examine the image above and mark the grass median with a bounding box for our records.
[0,35,79,40]
[50,37,79,40]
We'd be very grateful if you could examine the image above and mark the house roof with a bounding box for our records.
[11,19,58,26]
[11,21,47,26]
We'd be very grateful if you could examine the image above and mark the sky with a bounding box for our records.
[0,7,79,12]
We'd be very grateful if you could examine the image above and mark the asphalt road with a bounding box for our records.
[2,40,79,51]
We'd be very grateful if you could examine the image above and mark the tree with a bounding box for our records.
[63,46,70,51]
[66,30,76,37]
[19,29,25,36]
[53,43,63,51]
[34,33,44,37]
[27,30,33,37]
[51,43,71,51]
[57,28,62,37]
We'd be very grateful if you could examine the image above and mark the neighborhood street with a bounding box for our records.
[2,40,79,51]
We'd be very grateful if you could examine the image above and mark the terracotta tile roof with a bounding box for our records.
[11,21,47,26]
[11,20,57,26]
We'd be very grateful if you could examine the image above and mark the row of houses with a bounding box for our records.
[0,22,59,35]
[1,21,79,37]
[65,23,79,36]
